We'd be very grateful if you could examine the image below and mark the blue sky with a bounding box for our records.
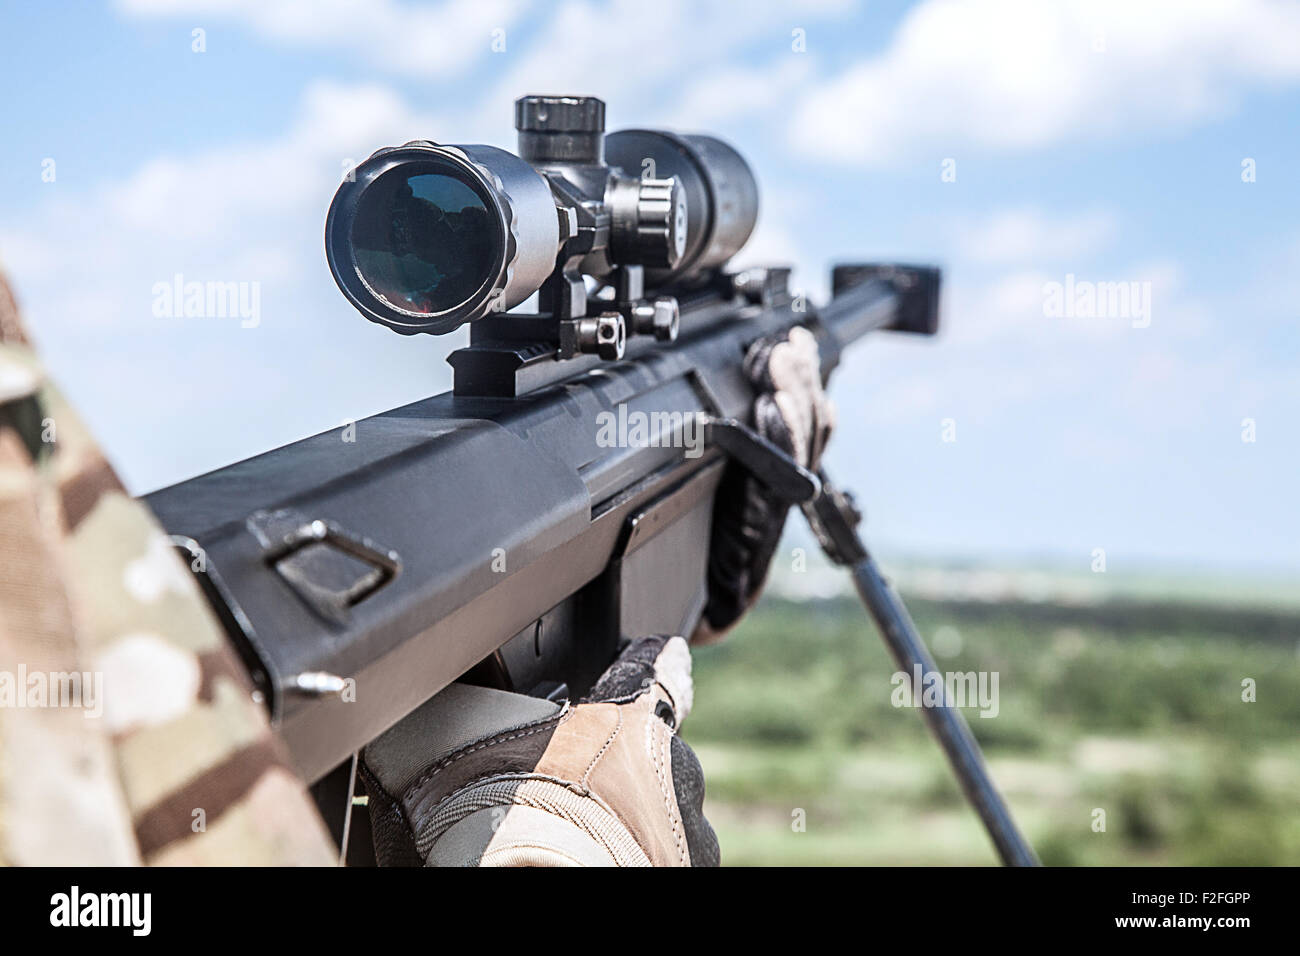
[2,0,1297,576]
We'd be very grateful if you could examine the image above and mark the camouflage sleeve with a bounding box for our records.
[0,275,335,865]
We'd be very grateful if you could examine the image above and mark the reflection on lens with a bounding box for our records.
[350,170,497,315]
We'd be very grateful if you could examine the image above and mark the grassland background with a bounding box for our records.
[684,584,1300,865]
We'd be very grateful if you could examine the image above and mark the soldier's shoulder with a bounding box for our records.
[0,344,42,405]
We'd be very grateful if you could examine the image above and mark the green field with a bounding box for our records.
[685,591,1300,865]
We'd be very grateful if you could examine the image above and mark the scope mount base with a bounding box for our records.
[448,266,745,398]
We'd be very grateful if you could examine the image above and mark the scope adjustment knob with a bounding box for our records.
[515,96,606,164]
[515,95,606,134]
[637,177,688,269]
[609,174,688,270]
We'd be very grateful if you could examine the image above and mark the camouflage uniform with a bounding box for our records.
[0,275,334,865]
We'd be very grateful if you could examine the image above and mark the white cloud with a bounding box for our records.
[477,0,855,133]
[0,80,458,492]
[103,81,437,245]
[791,0,1300,164]
[116,0,529,77]
[669,57,814,131]
[1,80,441,347]
[956,208,1116,264]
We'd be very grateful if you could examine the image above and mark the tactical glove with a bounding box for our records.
[698,325,835,640]
[360,635,719,866]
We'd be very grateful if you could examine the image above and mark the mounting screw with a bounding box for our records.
[574,312,626,360]
[631,296,679,342]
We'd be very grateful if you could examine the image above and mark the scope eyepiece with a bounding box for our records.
[327,142,559,335]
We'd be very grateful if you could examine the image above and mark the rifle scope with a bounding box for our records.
[326,95,758,338]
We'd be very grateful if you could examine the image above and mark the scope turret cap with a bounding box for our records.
[515,95,606,133]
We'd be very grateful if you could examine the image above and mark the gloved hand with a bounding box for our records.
[698,325,835,640]
[360,635,718,867]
